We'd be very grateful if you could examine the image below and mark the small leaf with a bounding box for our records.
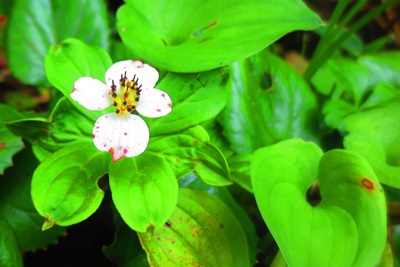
[138,188,250,267]
[0,104,24,174]
[148,126,231,186]
[0,146,66,251]
[6,0,109,85]
[251,139,387,266]
[146,69,230,136]
[108,153,178,233]
[344,105,400,188]
[32,143,109,227]
[5,97,93,161]
[117,0,321,72]
[0,220,23,267]
[45,38,113,121]
[219,50,319,154]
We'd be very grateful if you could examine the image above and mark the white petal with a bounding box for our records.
[92,113,149,162]
[136,88,172,118]
[105,60,159,92]
[71,77,112,110]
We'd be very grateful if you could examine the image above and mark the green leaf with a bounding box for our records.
[0,220,23,267]
[103,208,148,267]
[117,0,321,72]
[0,104,24,174]
[45,38,113,120]
[6,0,109,85]
[344,105,400,189]
[31,142,109,229]
[5,97,93,161]
[179,173,258,266]
[138,188,250,267]
[251,139,387,266]
[219,50,319,154]
[108,153,178,233]
[147,126,231,186]
[227,153,253,193]
[0,146,66,251]
[146,68,230,136]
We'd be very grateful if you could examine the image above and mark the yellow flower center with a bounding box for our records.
[111,72,142,115]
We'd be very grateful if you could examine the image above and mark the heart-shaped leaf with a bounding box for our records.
[344,105,400,189]
[6,0,109,85]
[116,0,321,72]
[251,139,387,266]
[138,188,250,267]
[108,153,178,233]
[32,142,109,229]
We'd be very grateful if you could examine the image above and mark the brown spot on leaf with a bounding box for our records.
[0,142,5,148]
[361,178,374,190]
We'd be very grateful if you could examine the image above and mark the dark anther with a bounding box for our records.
[135,97,139,102]
[112,92,117,98]
[138,84,142,90]
[127,106,132,112]
[111,80,116,91]
[131,105,136,110]
[124,92,129,98]
[115,109,120,114]
[123,100,127,105]
[124,71,127,78]
[164,220,172,227]
[113,101,117,107]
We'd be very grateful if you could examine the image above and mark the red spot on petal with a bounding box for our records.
[92,134,95,139]
[124,132,127,136]
[0,15,7,24]
[156,109,161,112]
[123,148,128,154]
[0,142,5,148]
[103,144,107,147]
[161,93,165,97]
[168,103,172,108]
[105,115,108,118]
[361,178,374,190]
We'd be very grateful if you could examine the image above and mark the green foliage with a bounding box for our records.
[138,188,250,266]
[31,143,110,229]
[0,146,66,254]
[6,0,109,86]
[117,0,322,72]
[0,220,23,267]
[108,154,178,233]
[0,104,24,174]
[344,105,400,189]
[251,139,387,266]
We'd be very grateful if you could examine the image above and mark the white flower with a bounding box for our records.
[71,60,172,162]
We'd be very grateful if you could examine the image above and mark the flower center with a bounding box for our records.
[111,72,142,115]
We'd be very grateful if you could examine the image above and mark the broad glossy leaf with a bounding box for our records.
[179,173,258,266]
[5,97,93,161]
[251,139,386,266]
[138,188,250,267]
[0,104,24,174]
[219,50,319,154]
[146,68,230,136]
[344,105,400,189]
[0,146,65,251]
[45,38,113,121]
[0,220,23,267]
[6,0,109,85]
[32,142,109,229]
[147,126,230,186]
[117,0,321,72]
[108,153,178,233]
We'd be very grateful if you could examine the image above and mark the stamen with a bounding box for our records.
[115,109,120,114]
[123,100,127,106]
[113,101,117,107]
[112,92,117,98]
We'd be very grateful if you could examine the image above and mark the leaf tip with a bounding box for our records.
[42,217,55,231]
